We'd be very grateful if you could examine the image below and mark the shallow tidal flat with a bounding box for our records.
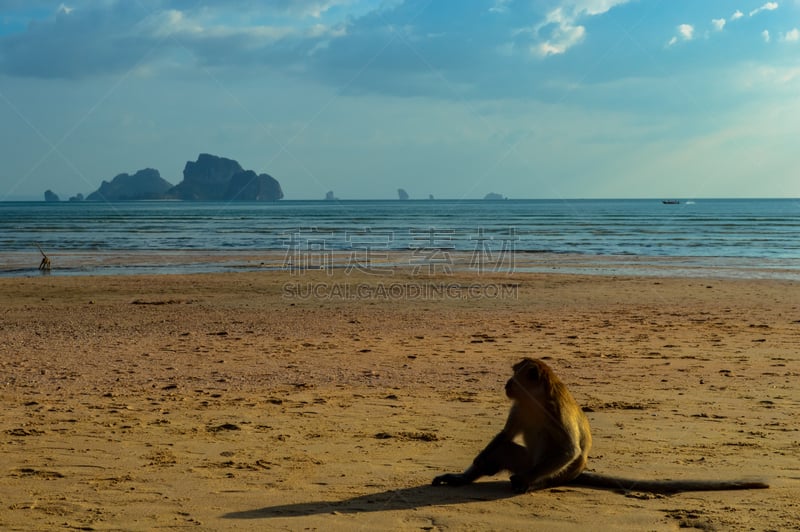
[0,269,798,530]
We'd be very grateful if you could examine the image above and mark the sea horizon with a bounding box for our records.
[3,196,799,202]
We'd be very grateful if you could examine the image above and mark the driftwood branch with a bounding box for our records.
[35,243,51,271]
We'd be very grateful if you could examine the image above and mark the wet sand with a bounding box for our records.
[0,269,798,530]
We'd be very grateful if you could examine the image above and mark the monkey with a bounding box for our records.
[433,358,591,493]
[432,358,769,494]
[35,243,51,271]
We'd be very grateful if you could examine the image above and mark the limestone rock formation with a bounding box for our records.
[86,169,173,201]
[167,154,243,200]
[224,170,284,201]
[483,192,506,200]
[60,153,284,202]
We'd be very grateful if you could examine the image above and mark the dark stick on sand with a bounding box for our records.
[35,243,51,271]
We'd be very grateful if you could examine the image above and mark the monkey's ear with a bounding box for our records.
[513,357,534,372]
[527,365,542,382]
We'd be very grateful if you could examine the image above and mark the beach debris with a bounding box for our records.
[6,428,45,437]
[374,431,439,442]
[208,423,241,432]
[400,431,439,442]
[12,467,64,479]
[35,243,51,271]
[583,400,654,411]
[131,298,193,305]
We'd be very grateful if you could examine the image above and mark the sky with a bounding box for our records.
[0,0,798,200]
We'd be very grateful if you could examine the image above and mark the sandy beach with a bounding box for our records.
[1,268,798,531]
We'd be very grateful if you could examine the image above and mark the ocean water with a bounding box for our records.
[1,199,799,278]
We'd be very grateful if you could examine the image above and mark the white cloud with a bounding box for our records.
[750,2,779,17]
[571,0,630,16]
[535,28,586,56]
[763,29,771,42]
[666,23,694,47]
[532,7,588,57]
[711,18,726,31]
[489,0,511,14]
[783,28,800,42]
[255,0,352,19]
[731,10,744,21]
[148,9,195,37]
[147,9,304,42]
[738,63,800,90]
[0,1,355,79]
[528,0,631,57]
[302,1,345,19]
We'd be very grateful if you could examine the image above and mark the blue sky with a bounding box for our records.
[0,0,798,200]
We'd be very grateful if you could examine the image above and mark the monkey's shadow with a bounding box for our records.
[222,481,517,520]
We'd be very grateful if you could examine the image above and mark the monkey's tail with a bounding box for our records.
[571,472,769,494]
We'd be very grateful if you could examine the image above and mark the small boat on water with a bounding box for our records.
[662,200,680,204]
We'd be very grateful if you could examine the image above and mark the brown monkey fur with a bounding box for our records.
[432,358,769,494]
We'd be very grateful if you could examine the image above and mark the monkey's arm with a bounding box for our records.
[433,409,524,487]
[431,462,481,486]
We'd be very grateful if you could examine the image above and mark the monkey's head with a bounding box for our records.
[505,357,557,402]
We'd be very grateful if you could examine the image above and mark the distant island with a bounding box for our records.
[483,192,506,200]
[45,153,283,202]
[86,168,173,201]
[167,153,282,201]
